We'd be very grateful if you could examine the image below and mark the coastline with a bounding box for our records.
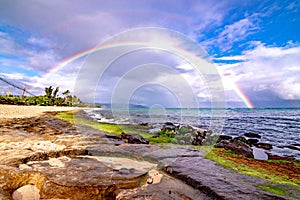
[0,107,299,199]
[0,104,77,118]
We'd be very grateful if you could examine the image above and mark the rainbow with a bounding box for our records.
[30,41,255,109]
[231,84,254,109]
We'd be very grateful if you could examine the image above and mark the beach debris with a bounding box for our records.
[12,185,40,200]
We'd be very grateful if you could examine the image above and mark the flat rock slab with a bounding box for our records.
[160,157,293,200]
[1,156,157,199]
[116,171,211,200]
[88,144,205,162]
[23,156,154,187]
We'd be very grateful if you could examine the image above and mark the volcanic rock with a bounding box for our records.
[244,132,262,139]
[255,142,273,150]
[216,140,254,158]
[120,133,149,144]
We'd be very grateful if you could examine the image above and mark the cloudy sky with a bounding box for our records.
[0,0,299,108]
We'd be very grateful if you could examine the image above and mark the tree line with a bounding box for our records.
[0,86,89,107]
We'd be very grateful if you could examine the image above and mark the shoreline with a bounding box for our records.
[0,104,78,118]
[0,106,299,199]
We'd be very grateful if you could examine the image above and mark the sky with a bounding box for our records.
[0,0,299,108]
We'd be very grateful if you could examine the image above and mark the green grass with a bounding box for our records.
[55,111,300,197]
[55,111,123,134]
[205,149,299,187]
[257,185,286,196]
[54,111,172,144]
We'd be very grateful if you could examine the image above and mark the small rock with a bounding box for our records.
[255,142,273,150]
[217,135,232,143]
[247,138,259,146]
[244,132,261,139]
[19,164,32,170]
[48,158,65,167]
[233,136,248,144]
[139,122,151,127]
[147,170,163,184]
[119,168,131,175]
[120,133,149,144]
[12,185,40,200]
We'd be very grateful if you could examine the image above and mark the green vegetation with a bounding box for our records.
[0,86,90,107]
[55,110,300,197]
[205,148,300,187]
[55,111,174,144]
[257,185,286,196]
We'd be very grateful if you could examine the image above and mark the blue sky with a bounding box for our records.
[0,0,299,107]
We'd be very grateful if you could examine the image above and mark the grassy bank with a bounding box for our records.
[204,148,300,195]
[54,111,173,144]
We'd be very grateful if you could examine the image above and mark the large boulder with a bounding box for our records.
[120,133,149,144]
[216,140,254,158]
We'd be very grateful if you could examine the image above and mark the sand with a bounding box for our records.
[0,104,77,118]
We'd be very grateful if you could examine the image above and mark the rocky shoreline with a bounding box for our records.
[0,110,299,199]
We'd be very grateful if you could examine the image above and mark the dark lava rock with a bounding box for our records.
[165,122,175,126]
[217,135,233,143]
[160,157,286,200]
[244,132,262,139]
[139,122,151,127]
[120,133,149,144]
[216,140,254,158]
[233,136,248,144]
[105,134,122,140]
[255,142,273,150]
[247,138,259,146]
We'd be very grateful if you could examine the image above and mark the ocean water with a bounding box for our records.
[84,108,300,160]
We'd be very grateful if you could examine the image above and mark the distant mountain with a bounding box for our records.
[96,103,149,109]
[90,101,300,109]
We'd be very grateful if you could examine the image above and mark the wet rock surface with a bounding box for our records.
[120,133,149,144]
[160,157,291,200]
[0,113,297,199]
[215,140,254,158]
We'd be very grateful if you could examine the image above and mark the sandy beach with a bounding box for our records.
[0,104,76,118]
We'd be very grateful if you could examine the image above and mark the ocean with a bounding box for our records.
[84,107,300,160]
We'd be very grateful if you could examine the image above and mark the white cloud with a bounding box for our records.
[216,42,300,100]
[217,16,259,50]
